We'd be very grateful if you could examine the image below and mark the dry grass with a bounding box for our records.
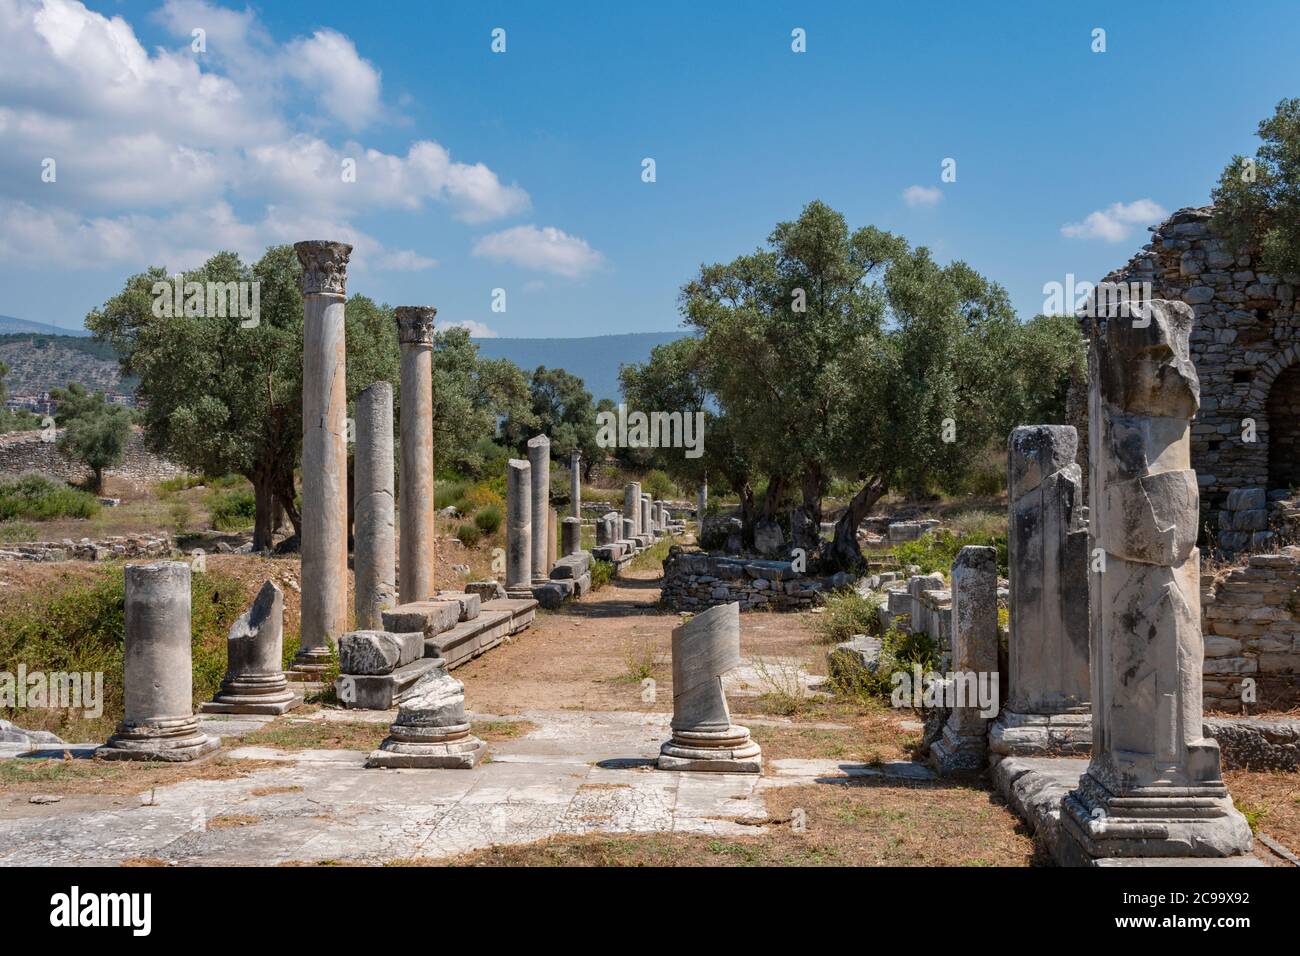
[206,813,260,829]
[235,718,388,752]
[1226,769,1300,857]
[0,753,279,797]
[471,719,536,741]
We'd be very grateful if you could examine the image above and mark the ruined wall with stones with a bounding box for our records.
[1072,206,1300,514]
[1201,551,1300,711]
[660,551,850,611]
[0,427,185,487]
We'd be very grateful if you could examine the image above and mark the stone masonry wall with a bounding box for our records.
[660,550,850,611]
[0,427,185,486]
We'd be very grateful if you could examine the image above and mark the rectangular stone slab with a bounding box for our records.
[482,597,538,635]
[435,591,482,622]
[427,609,514,670]
[550,552,591,580]
[336,657,440,710]
[382,600,461,637]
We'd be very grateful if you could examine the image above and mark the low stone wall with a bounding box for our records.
[0,533,174,562]
[659,550,850,611]
[1201,551,1300,710]
[0,428,185,486]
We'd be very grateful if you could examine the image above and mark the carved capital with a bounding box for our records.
[294,240,352,296]
[395,306,438,346]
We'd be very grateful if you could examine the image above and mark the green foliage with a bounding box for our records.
[456,523,482,547]
[1212,98,1300,278]
[641,469,676,501]
[207,486,256,531]
[813,589,882,644]
[474,504,502,535]
[893,529,1008,578]
[590,558,614,591]
[501,365,599,470]
[0,475,100,521]
[48,382,132,492]
[435,481,468,510]
[826,626,939,704]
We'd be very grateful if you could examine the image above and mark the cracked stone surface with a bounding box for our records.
[0,707,919,865]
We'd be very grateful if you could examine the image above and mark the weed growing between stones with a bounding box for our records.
[827,627,940,705]
[813,589,881,644]
[894,529,1008,577]
[590,558,614,590]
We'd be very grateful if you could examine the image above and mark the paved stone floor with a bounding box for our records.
[0,708,933,866]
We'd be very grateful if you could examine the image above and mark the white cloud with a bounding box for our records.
[902,185,942,208]
[1061,199,1167,242]
[0,0,534,270]
[472,225,603,279]
[437,319,497,338]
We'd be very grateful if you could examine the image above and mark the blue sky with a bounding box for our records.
[2,0,1298,337]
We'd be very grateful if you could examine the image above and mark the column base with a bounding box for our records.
[929,721,989,776]
[200,675,302,716]
[98,716,220,763]
[287,645,333,680]
[989,710,1091,758]
[367,722,485,769]
[1058,769,1255,865]
[657,726,762,773]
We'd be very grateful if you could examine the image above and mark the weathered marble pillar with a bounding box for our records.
[641,494,653,539]
[528,435,550,582]
[294,240,351,673]
[929,546,999,775]
[659,601,761,772]
[624,482,641,537]
[547,507,558,574]
[354,382,396,630]
[367,666,485,768]
[570,451,581,517]
[697,479,707,520]
[990,425,1091,758]
[101,562,219,760]
[202,580,300,715]
[506,458,532,594]
[395,306,437,604]
[621,517,635,542]
[1060,300,1253,864]
[561,516,582,556]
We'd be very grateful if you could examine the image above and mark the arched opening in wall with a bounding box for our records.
[1266,364,1300,490]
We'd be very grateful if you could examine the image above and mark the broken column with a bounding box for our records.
[202,580,300,715]
[293,239,351,674]
[354,381,397,630]
[990,425,1091,758]
[658,601,762,772]
[624,481,641,538]
[929,546,999,776]
[528,435,550,582]
[570,451,581,517]
[100,562,220,760]
[367,666,485,769]
[395,306,437,604]
[1060,299,1253,864]
[641,494,653,540]
[561,516,582,557]
[506,458,532,596]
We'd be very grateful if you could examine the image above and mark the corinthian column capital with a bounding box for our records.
[395,306,438,346]
[294,240,352,296]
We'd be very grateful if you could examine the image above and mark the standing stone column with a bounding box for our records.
[354,382,396,630]
[506,458,532,595]
[697,479,707,520]
[395,306,437,604]
[101,562,219,760]
[202,580,300,715]
[570,451,582,517]
[561,516,582,556]
[624,482,641,538]
[929,546,999,775]
[1061,300,1253,864]
[641,494,653,540]
[528,435,551,582]
[546,507,558,574]
[658,602,761,772]
[294,240,351,674]
[990,425,1091,758]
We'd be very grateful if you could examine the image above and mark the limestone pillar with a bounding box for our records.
[621,517,635,542]
[697,479,707,520]
[506,458,532,594]
[990,425,1091,758]
[294,240,351,673]
[570,451,581,518]
[528,435,550,582]
[658,602,761,772]
[100,562,219,760]
[641,494,653,539]
[354,382,396,630]
[929,546,999,775]
[395,306,437,604]
[547,507,558,573]
[624,482,641,537]
[1061,299,1252,864]
[202,580,300,715]
[561,516,582,556]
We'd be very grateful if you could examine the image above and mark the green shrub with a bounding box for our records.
[894,529,1008,577]
[207,486,256,531]
[590,559,614,591]
[813,589,881,644]
[642,469,676,501]
[435,481,468,512]
[0,475,100,521]
[827,626,940,704]
[474,504,503,535]
[456,523,482,547]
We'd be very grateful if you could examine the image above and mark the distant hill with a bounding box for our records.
[0,314,89,337]
[473,331,688,403]
[0,333,133,397]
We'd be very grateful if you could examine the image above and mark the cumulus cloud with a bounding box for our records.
[472,225,604,279]
[1060,199,1167,242]
[902,185,942,208]
[436,319,497,338]
[0,0,537,271]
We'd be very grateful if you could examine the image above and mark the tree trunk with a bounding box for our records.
[272,465,301,548]
[790,468,824,557]
[92,466,104,495]
[826,476,887,571]
[251,469,276,552]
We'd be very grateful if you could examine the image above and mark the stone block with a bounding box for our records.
[382,600,461,637]
[435,590,481,622]
[338,629,424,675]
